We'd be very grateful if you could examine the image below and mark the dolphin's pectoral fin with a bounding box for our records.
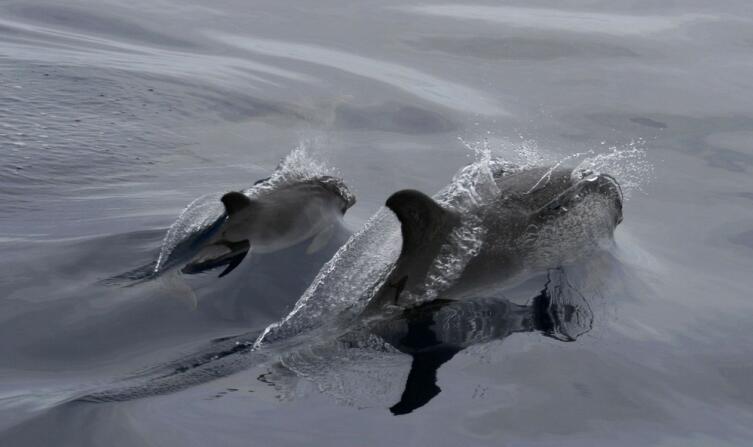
[390,347,460,415]
[385,189,456,253]
[221,191,253,216]
[306,224,335,255]
[180,240,251,278]
[217,243,250,278]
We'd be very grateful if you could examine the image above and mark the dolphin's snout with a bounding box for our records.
[591,173,623,225]
[319,175,356,213]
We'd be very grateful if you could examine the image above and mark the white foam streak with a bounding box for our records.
[208,32,506,116]
[0,18,310,89]
[399,5,717,36]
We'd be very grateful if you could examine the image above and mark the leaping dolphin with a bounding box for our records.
[365,164,622,313]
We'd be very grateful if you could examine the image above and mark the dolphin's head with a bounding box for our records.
[317,175,356,214]
[595,173,624,225]
[573,171,624,226]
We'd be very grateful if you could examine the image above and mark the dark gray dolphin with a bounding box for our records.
[366,164,623,312]
[107,174,355,291]
[178,175,355,278]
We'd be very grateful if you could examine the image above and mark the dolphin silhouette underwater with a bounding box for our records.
[109,173,355,286]
[364,163,623,314]
[175,175,355,278]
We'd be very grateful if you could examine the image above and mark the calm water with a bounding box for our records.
[2,1,753,445]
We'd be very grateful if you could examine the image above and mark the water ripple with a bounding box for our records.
[208,32,506,116]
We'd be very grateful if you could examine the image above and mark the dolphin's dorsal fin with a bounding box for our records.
[385,189,454,253]
[221,191,252,216]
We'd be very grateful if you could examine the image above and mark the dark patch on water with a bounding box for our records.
[630,117,668,129]
[334,102,457,134]
[730,229,753,249]
[731,191,753,201]
[704,147,753,173]
[583,112,753,172]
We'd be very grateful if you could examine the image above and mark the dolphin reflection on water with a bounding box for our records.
[258,267,594,415]
[81,263,602,415]
[380,272,592,414]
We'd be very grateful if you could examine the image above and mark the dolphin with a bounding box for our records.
[107,174,355,287]
[177,175,356,278]
[365,164,623,313]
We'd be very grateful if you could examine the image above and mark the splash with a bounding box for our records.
[255,209,403,347]
[572,141,653,199]
[414,147,502,305]
[461,136,652,199]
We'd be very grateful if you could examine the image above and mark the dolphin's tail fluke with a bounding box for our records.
[98,262,158,287]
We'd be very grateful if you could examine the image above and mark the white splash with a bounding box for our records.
[461,137,652,199]
[255,208,402,347]
[573,141,653,199]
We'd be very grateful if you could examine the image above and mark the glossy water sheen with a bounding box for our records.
[1,1,753,446]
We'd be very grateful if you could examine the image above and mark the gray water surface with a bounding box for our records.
[1,1,753,446]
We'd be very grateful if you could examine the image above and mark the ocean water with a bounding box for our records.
[1,1,753,445]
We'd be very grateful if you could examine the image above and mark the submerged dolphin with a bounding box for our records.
[365,164,622,312]
[109,174,355,285]
[176,175,355,278]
